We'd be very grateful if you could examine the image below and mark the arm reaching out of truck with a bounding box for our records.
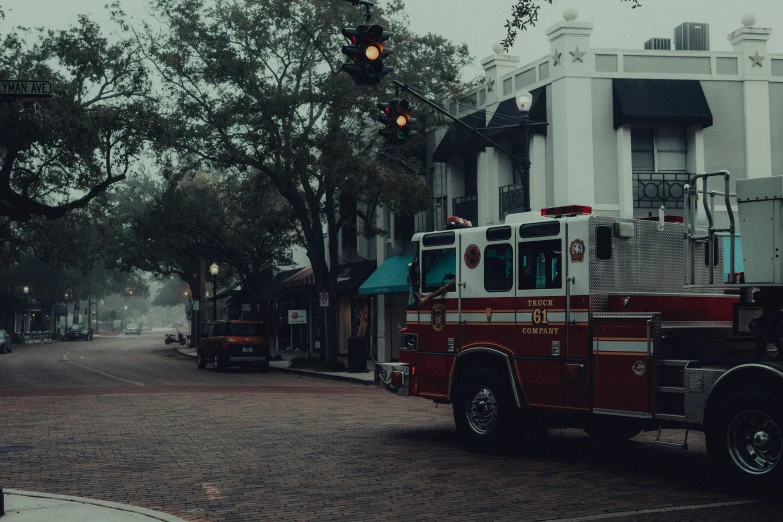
[417,276,457,307]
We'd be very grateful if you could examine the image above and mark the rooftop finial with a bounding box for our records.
[742,13,756,27]
[563,7,578,22]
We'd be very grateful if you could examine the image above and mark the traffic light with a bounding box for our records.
[341,24,393,85]
[378,99,417,143]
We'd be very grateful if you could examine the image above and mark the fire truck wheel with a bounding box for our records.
[453,365,520,451]
[706,391,783,488]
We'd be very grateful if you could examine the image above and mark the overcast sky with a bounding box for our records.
[3,0,783,79]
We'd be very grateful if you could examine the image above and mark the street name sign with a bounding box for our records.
[319,292,329,307]
[288,310,307,324]
[0,80,52,97]
[192,300,200,311]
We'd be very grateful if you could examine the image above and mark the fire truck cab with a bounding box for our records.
[376,171,783,486]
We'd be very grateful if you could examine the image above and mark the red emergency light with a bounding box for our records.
[446,216,473,229]
[540,205,592,218]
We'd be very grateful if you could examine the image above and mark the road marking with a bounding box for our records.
[539,500,757,522]
[62,352,69,361]
[64,360,147,386]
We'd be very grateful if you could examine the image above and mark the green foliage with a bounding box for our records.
[153,277,191,308]
[0,16,154,222]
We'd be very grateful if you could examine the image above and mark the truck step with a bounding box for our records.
[653,426,689,450]
[658,359,699,367]
[657,386,685,394]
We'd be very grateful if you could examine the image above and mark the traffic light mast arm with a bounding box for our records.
[341,0,374,23]
[392,80,528,174]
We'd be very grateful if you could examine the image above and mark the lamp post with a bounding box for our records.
[124,305,128,330]
[210,263,219,323]
[516,91,533,209]
[23,286,29,334]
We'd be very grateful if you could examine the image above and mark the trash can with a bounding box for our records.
[347,337,368,373]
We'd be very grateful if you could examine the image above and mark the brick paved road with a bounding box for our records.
[0,336,780,521]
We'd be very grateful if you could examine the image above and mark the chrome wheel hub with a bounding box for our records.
[727,409,781,475]
[466,386,498,435]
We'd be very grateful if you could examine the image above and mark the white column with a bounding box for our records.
[686,126,705,174]
[742,81,772,178]
[616,125,633,218]
[551,77,595,207]
[478,147,500,226]
[530,135,547,213]
[729,22,772,178]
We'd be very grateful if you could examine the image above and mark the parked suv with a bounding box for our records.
[67,323,94,341]
[0,329,12,353]
[197,320,269,372]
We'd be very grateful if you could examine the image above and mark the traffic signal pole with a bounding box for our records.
[391,79,546,210]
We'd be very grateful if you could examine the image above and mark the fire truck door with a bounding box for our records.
[561,219,591,411]
[416,232,459,398]
[457,226,516,356]
[515,222,567,409]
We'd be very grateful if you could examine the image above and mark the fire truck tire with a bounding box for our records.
[452,365,520,451]
[706,391,783,488]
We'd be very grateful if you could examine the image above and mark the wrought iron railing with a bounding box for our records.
[633,172,690,210]
[498,184,528,221]
[452,194,478,226]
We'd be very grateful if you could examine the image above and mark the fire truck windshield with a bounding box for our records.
[422,248,456,292]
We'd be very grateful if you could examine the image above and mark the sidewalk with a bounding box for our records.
[176,346,375,385]
[1,489,187,522]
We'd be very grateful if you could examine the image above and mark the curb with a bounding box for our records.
[176,346,373,386]
[3,489,188,522]
[269,365,374,386]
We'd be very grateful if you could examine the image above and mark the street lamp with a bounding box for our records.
[124,305,128,330]
[23,286,29,334]
[210,263,219,322]
[515,91,533,200]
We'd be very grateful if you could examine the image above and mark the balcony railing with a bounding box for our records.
[452,194,478,226]
[633,172,690,210]
[499,184,528,221]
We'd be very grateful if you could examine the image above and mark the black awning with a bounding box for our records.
[613,79,713,130]
[335,261,377,296]
[485,86,547,140]
[432,109,486,163]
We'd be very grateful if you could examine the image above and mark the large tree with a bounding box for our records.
[0,16,153,222]
[125,0,474,360]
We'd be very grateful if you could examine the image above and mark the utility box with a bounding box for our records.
[736,176,783,283]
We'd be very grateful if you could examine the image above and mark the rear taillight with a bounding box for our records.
[391,371,404,387]
[221,342,229,351]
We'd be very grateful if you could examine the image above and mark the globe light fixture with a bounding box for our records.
[23,286,29,294]
[516,91,533,112]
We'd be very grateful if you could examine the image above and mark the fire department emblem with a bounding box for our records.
[432,304,446,332]
[569,239,585,263]
[464,244,481,269]
[632,360,646,376]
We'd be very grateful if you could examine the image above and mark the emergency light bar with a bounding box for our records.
[540,205,592,218]
[445,216,473,229]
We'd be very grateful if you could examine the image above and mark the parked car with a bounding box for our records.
[67,323,94,341]
[0,329,12,353]
[197,320,269,372]
[124,323,142,335]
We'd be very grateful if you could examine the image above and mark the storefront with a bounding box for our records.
[358,254,414,362]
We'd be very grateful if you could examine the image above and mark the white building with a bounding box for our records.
[359,10,783,363]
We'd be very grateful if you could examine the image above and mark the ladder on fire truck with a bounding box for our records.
[649,171,739,449]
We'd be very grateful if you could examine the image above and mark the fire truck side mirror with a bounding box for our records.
[407,262,420,289]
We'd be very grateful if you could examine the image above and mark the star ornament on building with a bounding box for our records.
[552,49,562,66]
[570,46,586,63]
[749,51,765,67]
[487,77,495,93]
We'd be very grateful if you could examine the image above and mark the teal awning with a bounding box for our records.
[358,255,414,295]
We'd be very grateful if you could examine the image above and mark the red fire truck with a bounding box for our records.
[375,171,783,485]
